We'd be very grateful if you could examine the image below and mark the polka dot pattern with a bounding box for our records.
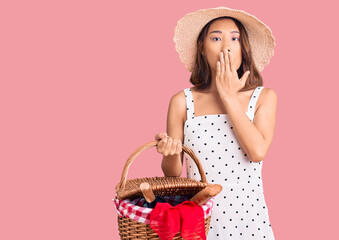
[183,87,275,239]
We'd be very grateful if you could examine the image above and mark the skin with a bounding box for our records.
[156,19,278,177]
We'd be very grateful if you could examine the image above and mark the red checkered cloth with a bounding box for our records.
[113,193,215,224]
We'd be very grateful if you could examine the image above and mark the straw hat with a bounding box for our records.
[173,6,276,72]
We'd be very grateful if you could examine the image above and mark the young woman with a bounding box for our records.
[155,7,277,239]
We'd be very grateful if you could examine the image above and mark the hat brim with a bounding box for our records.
[173,7,276,72]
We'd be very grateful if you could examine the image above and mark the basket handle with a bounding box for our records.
[118,140,207,191]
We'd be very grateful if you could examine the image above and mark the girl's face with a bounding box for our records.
[202,18,242,73]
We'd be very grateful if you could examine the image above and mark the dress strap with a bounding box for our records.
[183,88,195,120]
[247,86,264,122]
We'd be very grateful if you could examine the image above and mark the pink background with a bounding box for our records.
[1,0,338,239]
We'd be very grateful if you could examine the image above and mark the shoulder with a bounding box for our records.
[167,89,187,120]
[257,87,278,112]
[169,89,187,107]
[259,87,278,102]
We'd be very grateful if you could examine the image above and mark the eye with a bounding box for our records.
[212,37,239,41]
[212,37,221,41]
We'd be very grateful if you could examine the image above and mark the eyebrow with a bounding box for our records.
[209,30,240,35]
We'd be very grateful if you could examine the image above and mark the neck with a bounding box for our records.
[206,71,218,93]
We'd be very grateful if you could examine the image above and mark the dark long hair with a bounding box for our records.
[190,16,263,91]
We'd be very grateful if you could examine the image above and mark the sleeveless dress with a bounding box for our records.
[183,86,275,239]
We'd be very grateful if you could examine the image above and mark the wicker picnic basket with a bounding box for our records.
[114,140,217,240]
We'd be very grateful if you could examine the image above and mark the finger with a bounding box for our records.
[240,71,251,84]
[176,139,182,154]
[155,132,167,140]
[228,51,236,73]
[217,60,221,80]
[224,49,231,73]
[220,52,225,76]
[163,137,173,156]
[170,139,178,155]
[155,133,161,140]
[157,137,167,153]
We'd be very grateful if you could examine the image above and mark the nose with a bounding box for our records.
[221,40,231,52]
[221,46,231,53]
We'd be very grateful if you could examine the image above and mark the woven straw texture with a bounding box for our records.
[114,140,219,239]
[117,215,211,240]
[115,141,210,200]
[173,6,276,72]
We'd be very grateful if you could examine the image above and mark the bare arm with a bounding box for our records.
[160,91,186,177]
[221,88,278,162]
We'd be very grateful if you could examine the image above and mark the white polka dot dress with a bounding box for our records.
[183,87,275,239]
